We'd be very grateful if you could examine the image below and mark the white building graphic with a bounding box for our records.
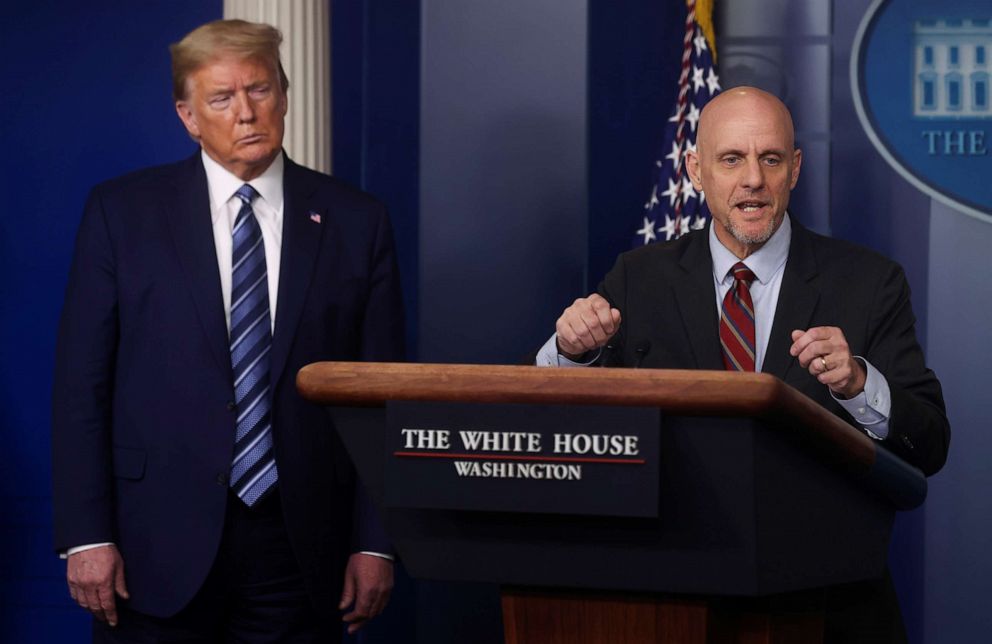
[914,18,991,118]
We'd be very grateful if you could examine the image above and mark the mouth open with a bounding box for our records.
[735,200,768,214]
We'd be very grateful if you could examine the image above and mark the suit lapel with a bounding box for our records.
[762,221,820,380]
[270,158,324,386]
[166,154,233,380]
[673,228,724,369]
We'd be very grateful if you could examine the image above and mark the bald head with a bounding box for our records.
[685,86,802,258]
[697,86,796,155]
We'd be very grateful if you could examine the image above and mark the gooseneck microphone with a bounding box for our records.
[633,340,652,369]
[599,343,617,367]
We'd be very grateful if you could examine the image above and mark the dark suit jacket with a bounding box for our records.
[596,219,949,475]
[52,152,404,618]
[588,220,949,642]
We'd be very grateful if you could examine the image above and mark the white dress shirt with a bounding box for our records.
[203,150,284,334]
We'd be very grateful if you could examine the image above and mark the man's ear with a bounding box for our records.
[685,149,703,192]
[175,101,200,140]
[789,148,803,190]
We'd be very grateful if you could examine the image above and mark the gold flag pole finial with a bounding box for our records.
[693,0,718,63]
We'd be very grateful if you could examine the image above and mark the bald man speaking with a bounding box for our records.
[536,87,949,643]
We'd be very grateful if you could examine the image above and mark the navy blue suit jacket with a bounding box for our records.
[52,152,404,617]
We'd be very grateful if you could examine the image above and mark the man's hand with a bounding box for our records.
[339,553,394,635]
[66,544,129,627]
[555,294,622,360]
[790,327,866,398]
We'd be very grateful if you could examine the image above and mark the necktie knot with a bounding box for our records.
[730,262,756,285]
[235,184,258,205]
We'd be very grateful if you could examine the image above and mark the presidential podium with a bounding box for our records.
[296,363,925,644]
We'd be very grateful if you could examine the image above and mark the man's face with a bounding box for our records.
[175,55,287,181]
[686,90,802,258]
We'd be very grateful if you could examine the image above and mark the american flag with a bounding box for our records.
[636,0,721,245]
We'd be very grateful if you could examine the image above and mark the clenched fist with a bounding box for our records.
[555,294,622,360]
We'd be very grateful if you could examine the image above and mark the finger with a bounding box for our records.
[818,365,850,387]
[84,587,107,623]
[343,590,376,634]
[589,296,619,335]
[577,310,611,346]
[342,600,372,632]
[807,344,834,370]
[818,354,856,383]
[562,315,601,353]
[789,327,832,358]
[796,341,828,369]
[798,334,845,369]
[352,587,376,621]
[347,617,368,635]
[371,587,392,617]
[98,585,118,627]
[556,313,591,354]
[342,609,366,623]
[338,574,355,611]
[114,564,129,600]
[789,329,813,357]
[556,319,588,355]
[362,586,387,619]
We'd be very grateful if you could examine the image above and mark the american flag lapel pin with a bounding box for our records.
[308,211,322,224]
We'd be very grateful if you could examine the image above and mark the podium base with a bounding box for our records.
[501,587,824,644]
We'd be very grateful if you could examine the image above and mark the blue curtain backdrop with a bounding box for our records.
[0,2,222,641]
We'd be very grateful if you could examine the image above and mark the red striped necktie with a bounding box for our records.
[720,262,757,372]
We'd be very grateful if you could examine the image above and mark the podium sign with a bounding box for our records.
[385,401,661,517]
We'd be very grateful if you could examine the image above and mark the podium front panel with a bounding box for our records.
[330,407,893,596]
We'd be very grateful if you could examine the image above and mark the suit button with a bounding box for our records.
[901,436,915,450]
[226,401,236,412]
[216,473,229,487]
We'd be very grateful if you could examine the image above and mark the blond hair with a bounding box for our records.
[169,19,290,101]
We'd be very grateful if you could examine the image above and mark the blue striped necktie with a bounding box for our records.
[229,184,278,505]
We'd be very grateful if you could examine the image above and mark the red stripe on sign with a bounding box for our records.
[393,451,646,465]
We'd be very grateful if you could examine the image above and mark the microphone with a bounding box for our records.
[633,340,652,369]
[599,343,617,367]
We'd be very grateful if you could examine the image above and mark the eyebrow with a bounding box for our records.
[715,147,787,157]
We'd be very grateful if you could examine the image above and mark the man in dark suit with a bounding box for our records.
[52,19,402,642]
[538,87,949,641]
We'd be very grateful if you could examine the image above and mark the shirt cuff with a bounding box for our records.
[535,333,600,367]
[358,551,394,562]
[60,542,114,559]
[830,357,891,440]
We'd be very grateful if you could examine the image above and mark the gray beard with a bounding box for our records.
[726,214,779,247]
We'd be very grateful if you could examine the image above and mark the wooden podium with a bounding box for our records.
[297,363,925,644]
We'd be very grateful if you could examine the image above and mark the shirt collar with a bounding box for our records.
[201,150,284,221]
[708,213,792,285]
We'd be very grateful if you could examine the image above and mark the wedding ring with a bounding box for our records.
[819,357,829,371]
